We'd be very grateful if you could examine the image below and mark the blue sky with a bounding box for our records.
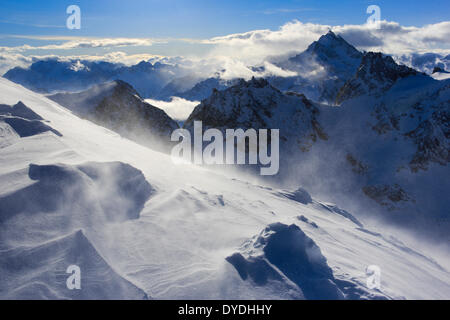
[0,0,449,40]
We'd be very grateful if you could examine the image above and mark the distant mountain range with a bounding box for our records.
[3,59,186,98]
[3,31,449,104]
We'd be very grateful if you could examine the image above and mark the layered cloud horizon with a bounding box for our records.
[1,19,450,76]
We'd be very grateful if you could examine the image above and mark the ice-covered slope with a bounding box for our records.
[0,78,449,299]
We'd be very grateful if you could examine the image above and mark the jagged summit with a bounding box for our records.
[313,30,350,48]
[232,76,270,90]
[336,52,421,103]
[304,30,362,61]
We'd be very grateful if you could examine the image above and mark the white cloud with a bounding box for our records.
[205,21,329,65]
[1,20,450,77]
[42,38,160,50]
[334,21,450,54]
[0,53,33,74]
[205,20,450,65]
[145,97,200,121]
[0,38,161,53]
[262,61,298,77]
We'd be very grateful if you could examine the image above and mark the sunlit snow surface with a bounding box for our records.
[0,78,449,299]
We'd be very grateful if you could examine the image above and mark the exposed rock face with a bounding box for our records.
[346,153,369,175]
[406,102,450,172]
[336,52,419,104]
[362,184,414,211]
[364,81,450,173]
[432,66,449,74]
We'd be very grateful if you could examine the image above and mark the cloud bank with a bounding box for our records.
[1,20,450,76]
[205,20,450,65]
[145,97,200,121]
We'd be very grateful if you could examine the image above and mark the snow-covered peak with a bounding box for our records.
[184,77,327,152]
[311,30,359,55]
[271,31,364,103]
[295,31,363,74]
[336,52,421,104]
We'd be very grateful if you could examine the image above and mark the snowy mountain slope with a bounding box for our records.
[294,75,450,240]
[48,80,179,151]
[184,77,327,153]
[179,73,450,242]
[0,230,148,300]
[0,101,62,139]
[0,78,449,299]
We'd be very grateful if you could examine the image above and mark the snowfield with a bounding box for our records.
[0,78,449,299]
